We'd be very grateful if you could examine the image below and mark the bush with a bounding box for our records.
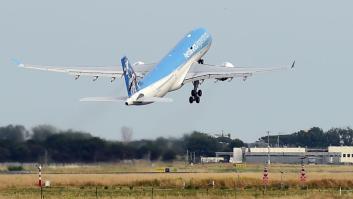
[7,165,24,171]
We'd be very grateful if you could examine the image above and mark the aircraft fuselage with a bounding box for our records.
[125,28,212,105]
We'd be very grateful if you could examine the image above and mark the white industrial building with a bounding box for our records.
[233,148,243,163]
[229,146,353,164]
[248,147,305,153]
[328,146,353,163]
[200,156,224,163]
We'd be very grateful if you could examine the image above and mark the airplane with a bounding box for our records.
[16,28,294,106]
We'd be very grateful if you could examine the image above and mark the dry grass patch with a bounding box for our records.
[2,172,353,190]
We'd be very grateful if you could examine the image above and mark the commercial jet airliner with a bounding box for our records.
[17,28,294,105]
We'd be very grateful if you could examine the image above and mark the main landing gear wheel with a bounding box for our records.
[197,90,202,97]
[191,90,197,97]
[189,96,194,104]
[195,96,200,103]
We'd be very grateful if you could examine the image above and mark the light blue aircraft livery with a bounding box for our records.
[17,28,294,105]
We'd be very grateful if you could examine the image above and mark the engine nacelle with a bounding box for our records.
[216,77,229,81]
[222,62,235,68]
[216,62,235,81]
[133,61,145,66]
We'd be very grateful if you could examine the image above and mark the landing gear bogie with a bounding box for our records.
[189,80,203,104]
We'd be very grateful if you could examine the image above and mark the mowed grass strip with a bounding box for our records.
[1,186,353,199]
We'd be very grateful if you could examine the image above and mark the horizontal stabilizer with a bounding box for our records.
[138,97,173,103]
[80,96,128,102]
[12,58,25,67]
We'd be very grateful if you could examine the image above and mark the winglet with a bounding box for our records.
[11,58,24,67]
[291,60,295,69]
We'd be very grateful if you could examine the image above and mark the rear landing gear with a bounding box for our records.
[189,80,202,104]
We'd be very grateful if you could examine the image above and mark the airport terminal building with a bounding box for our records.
[212,146,353,164]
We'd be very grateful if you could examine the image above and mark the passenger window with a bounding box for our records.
[348,154,351,158]
[343,154,346,157]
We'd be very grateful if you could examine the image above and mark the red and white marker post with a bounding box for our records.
[36,164,44,199]
[300,163,306,184]
[37,164,42,187]
[263,165,269,190]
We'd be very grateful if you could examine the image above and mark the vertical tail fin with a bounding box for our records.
[121,56,139,97]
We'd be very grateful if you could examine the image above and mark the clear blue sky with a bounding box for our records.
[1,0,353,142]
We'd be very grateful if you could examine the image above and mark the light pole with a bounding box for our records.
[267,131,270,165]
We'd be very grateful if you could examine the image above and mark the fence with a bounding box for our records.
[8,185,353,199]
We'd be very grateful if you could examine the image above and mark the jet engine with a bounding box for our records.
[222,62,235,68]
[216,62,235,81]
[133,61,145,66]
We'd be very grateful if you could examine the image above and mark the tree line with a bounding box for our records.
[1,125,352,163]
[259,127,353,148]
[0,124,244,163]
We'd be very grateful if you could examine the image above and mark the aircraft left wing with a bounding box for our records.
[183,61,295,84]
[15,60,155,81]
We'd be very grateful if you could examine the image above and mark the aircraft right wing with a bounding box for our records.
[15,60,155,81]
[183,61,295,84]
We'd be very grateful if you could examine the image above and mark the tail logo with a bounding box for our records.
[121,56,139,96]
